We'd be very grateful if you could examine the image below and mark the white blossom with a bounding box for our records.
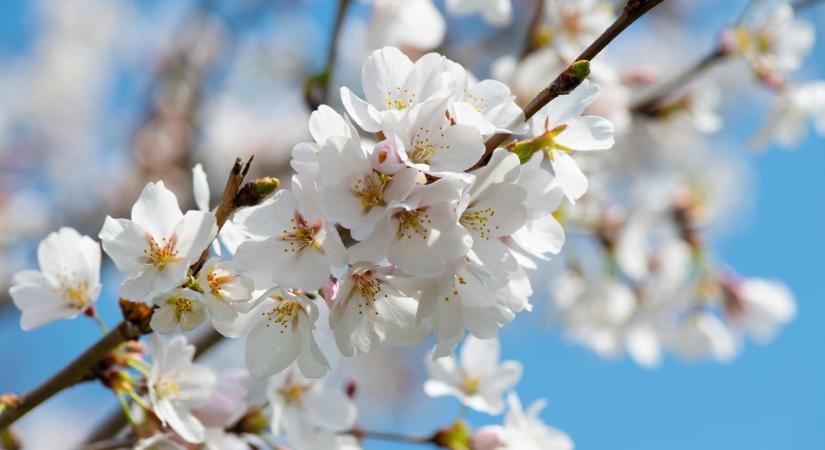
[10,227,101,330]
[365,0,446,52]
[148,335,217,444]
[235,175,346,292]
[99,181,217,301]
[424,335,522,414]
[527,80,615,202]
[499,393,573,450]
[267,370,357,448]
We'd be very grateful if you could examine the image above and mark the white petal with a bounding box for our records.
[131,181,184,239]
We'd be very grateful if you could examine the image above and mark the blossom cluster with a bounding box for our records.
[4,0,816,449]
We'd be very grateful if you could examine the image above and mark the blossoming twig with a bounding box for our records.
[472,0,666,170]
[631,0,823,115]
[0,159,258,432]
[0,305,151,430]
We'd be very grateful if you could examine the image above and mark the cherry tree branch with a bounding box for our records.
[519,0,546,59]
[0,311,152,430]
[0,159,259,433]
[305,0,351,110]
[631,0,823,114]
[471,0,666,170]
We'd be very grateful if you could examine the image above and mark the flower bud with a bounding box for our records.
[370,138,406,175]
[471,425,505,450]
[234,177,280,208]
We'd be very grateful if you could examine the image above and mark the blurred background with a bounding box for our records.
[0,0,823,449]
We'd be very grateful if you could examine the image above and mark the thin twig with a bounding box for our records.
[305,0,351,110]
[470,0,666,170]
[631,48,726,114]
[82,328,226,445]
[0,317,151,430]
[0,159,254,433]
[631,0,823,114]
[519,0,546,59]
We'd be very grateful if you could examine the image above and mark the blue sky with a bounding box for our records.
[0,1,823,449]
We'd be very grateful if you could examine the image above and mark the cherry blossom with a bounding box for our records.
[10,227,101,330]
[99,181,217,301]
[148,335,217,444]
[498,393,574,450]
[424,335,522,414]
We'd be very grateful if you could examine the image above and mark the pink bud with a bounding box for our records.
[323,276,339,308]
[471,425,505,450]
[370,138,406,175]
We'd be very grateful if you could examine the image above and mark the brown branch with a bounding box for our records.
[631,47,727,115]
[82,328,226,445]
[0,158,259,433]
[631,0,822,115]
[0,307,152,430]
[519,0,546,59]
[470,0,666,170]
[305,0,351,110]
[189,156,252,276]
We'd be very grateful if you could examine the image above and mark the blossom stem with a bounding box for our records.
[471,0,666,170]
[91,312,110,335]
[115,392,138,428]
[81,327,227,444]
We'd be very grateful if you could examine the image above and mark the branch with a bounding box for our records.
[0,306,152,430]
[189,156,252,275]
[470,0,666,170]
[631,0,823,114]
[518,0,546,59]
[0,158,260,433]
[631,47,726,114]
[82,328,227,445]
[305,0,351,110]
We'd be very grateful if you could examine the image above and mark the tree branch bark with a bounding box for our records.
[470,0,666,170]
[0,158,255,433]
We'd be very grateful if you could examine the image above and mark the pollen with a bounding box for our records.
[279,212,324,254]
[262,295,302,333]
[353,171,390,212]
[395,209,431,240]
[206,269,235,299]
[460,207,497,240]
[384,86,415,111]
[167,295,194,322]
[144,234,181,270]
[53,274,90,309]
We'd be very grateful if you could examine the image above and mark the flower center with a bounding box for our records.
[395,209,430,239]
[207,269,235,299]
[460,207,497,240]
[410,125,449,164]
[54,276,90,309]
[353,171,391,212]
[384,86,416,111]
[263,296,302,333]
[144,234,181,270]
[462,375,482,395]
[279,212,323,254]
[278,383,310,405]
[167,296,193,322]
